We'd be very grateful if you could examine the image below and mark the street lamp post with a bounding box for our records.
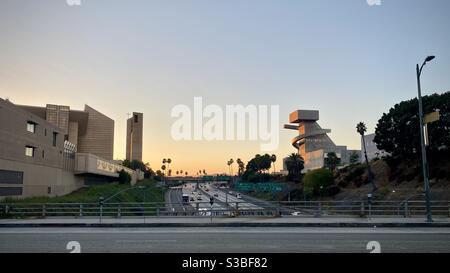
[416,55,435,223]
[98,185,147,223]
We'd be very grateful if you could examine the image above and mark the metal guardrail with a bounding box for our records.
[1,200,449,219]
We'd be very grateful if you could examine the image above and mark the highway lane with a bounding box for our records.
[165,188,195,214]
[176,183,264,215]
[181,183,223,212]
[1,227,449,253]
[197,184,262,211]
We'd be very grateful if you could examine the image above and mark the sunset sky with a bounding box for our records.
[1,0,450,174]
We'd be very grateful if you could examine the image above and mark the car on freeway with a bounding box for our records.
[198,192,202,195]
[197,196,202,200]
[182,194,190,203]
[213,193,219,197]
[236,193,242,199]
[190,196,195,202]
[291,211,302,216]
[198,208,211,216]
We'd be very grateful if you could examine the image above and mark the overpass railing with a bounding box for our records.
[1,200,449,219]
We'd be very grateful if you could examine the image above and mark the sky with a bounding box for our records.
[0,0,449,175]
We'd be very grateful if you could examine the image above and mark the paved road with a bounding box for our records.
[182,183,223,211]
[1,227,449,253]
[165,188,195,214]
[212,188,261,211]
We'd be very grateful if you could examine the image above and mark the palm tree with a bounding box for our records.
[176,171,179,176]
[286,153,304,183]
[162,159,167,176]
[357,122,377,192]
[230,159,234,175]
[161,165,166,175]
[167,158,172,171]
[236,158,245,176]
[270,154,277,173]
[227,159,234,175]
[185,172,188,176]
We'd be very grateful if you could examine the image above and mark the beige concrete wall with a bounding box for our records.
[75,153,120,177]
[75,153,140,184]
[0,158,84,200]
[77,105,114,160]
[304,149,325,171]
[0,99,65,169]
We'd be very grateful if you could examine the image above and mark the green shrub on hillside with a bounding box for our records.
[1,179,164,204]
[118,170,132,185]
[303,168,334,197]
[344,164,366,183]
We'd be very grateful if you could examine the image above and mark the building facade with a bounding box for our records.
[126,112,143,161]
[0,98,142,200]
[361,133,388,162]
[284,109,360,171]
[19,103,114,160]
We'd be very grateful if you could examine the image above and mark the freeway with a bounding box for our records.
[0,227,449,253]
[165,188,195,214]
[193,183,262,212]
[181,183,223,211]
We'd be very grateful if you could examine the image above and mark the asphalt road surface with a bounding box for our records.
[1,227,449,253]
[182,183,223,211]
[165,188,195,213]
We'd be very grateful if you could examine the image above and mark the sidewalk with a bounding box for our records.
[1,216,449,227]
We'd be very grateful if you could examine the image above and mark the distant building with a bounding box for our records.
[126,112,143,161]
[361,133,387,162]
[282,157,289,171]
[0,98,142,200]
[284,110,360,171]
[18,104,114,160]
[280,157,290,175]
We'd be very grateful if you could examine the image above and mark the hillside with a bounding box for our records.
[332,158,450,201]
[1,179,165,204]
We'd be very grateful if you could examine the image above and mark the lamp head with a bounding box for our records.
[425,56,435,63]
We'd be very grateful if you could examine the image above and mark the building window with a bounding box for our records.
[52,132,58,147]
[26,121,36,133]
[134,114,138,123]
[42,150,45,158]
[47,187,52,194]
[25,146,35,157]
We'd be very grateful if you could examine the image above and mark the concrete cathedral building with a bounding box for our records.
[284,110,360,171]
[361,133,388,162]
[126,112,143,161]
[0,98,143,200]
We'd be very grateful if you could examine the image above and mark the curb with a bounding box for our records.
[1,222,449,228]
